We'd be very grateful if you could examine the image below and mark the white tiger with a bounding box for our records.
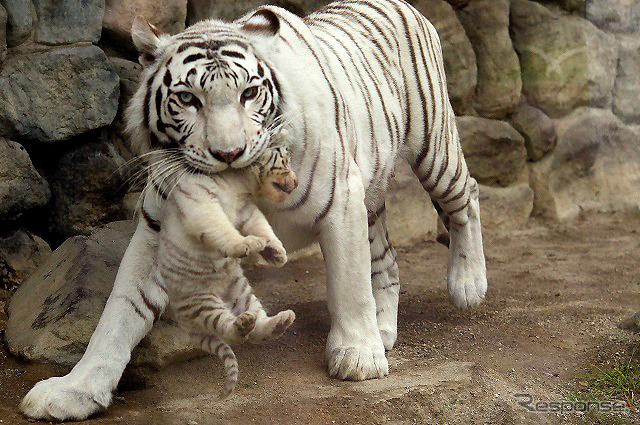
[21,0,487,420]
[156,146,298,398]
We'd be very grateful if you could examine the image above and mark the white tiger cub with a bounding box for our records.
[157,146,298,397]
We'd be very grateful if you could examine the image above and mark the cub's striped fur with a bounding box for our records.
[156,146,297,397]
[21,1,487,420]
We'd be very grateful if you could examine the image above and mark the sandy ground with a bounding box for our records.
[1,212,640,424]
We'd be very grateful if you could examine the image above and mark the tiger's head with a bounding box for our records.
[126,11,284,174]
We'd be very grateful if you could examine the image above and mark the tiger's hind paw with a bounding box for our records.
[233,312,257,339]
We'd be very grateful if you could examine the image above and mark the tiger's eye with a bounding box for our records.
[241,86,259,102]
[179,92,194,104]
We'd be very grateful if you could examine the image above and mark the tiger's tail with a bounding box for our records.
[194,334,239,398]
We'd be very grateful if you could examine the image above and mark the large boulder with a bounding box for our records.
[509,104,556,161]
[510,0,619,118]
[586,0,640,34]
[613,36,640,124]
[478,183,534,231]
[412,0,477,115]
[387,161,438,246]
[530,108,640,220]
[47,139,127,240]
[103,0,187,50]
[0,0,32,47]
[0,139,50,221]
[5,221,201,368]
[32,0,104,45]
[456,116,527,187]
[456,0,521,119]
[0,229,51,290]
[0,45,119,142]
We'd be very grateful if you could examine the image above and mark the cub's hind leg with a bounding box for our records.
[173,295,256,344]
[368,204,400,350]
[193,334,238,398]
[226,275,295,343]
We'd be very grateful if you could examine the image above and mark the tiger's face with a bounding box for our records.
[127,15,283,173]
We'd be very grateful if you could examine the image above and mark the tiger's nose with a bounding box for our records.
[209,148,245,164]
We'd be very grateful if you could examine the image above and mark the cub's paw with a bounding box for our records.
[233,312,257,339]
[226,236,267,258]
[21,376,109,421]
[327,345,389,381]
[260,240,287,267]
[269,310,296,338]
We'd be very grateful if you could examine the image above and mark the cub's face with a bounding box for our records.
[127,15,283,174]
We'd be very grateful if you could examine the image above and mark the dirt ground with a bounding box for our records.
[1,212,640,424]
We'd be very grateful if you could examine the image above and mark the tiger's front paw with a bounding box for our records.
[21,375,110,421]
[225,236,267,258]
[327,327,388,381]
[260,240,287,267]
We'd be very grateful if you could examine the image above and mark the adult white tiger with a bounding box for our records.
[21,0,487,420]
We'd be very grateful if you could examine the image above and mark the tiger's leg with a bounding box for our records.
[368,204,400,350]
[192,333,238,398]
[410,112,487,309]
[319,165,388,381]
[21,216,165,421]
[173,295,256,345]
[225,275,295,343]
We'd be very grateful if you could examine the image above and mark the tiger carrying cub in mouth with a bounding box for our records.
[21,0,487,420]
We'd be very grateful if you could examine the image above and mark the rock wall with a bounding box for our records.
[0,1,638,296]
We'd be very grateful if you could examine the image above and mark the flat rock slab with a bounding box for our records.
[0,45,119,142]
[5,221,201,369]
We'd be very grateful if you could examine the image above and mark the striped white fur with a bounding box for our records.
[156,146,297,397]
[21,1,487,420]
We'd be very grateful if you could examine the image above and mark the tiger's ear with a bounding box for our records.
[241,9,280,36]
[131,16,163,66]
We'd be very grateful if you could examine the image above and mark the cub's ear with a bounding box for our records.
[241,9,280,36]
[131,16,163,66]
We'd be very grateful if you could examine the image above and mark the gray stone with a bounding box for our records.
[539,0,586,15]
[456,0,521,119]
[387,161,438,246]
[32,0,104,45]
[530,108,640,220]
[0,45,119,142]
[0,229,51,290]
[0,5,7,62]
[104,0,187,50]
[613,36,640,124]
[108,56,141,143]
[0,0,32,47]
[5,221,201,368]
[456,116,527,187]
[0,139,50,221]
[586,0,640,34]
[619,311,640,333]
[510,0,619,118]
[509,104,557,161]
[412,0,477,115]
[122,191,142,220]
[478,184,534,231]
[47,139,127,239]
